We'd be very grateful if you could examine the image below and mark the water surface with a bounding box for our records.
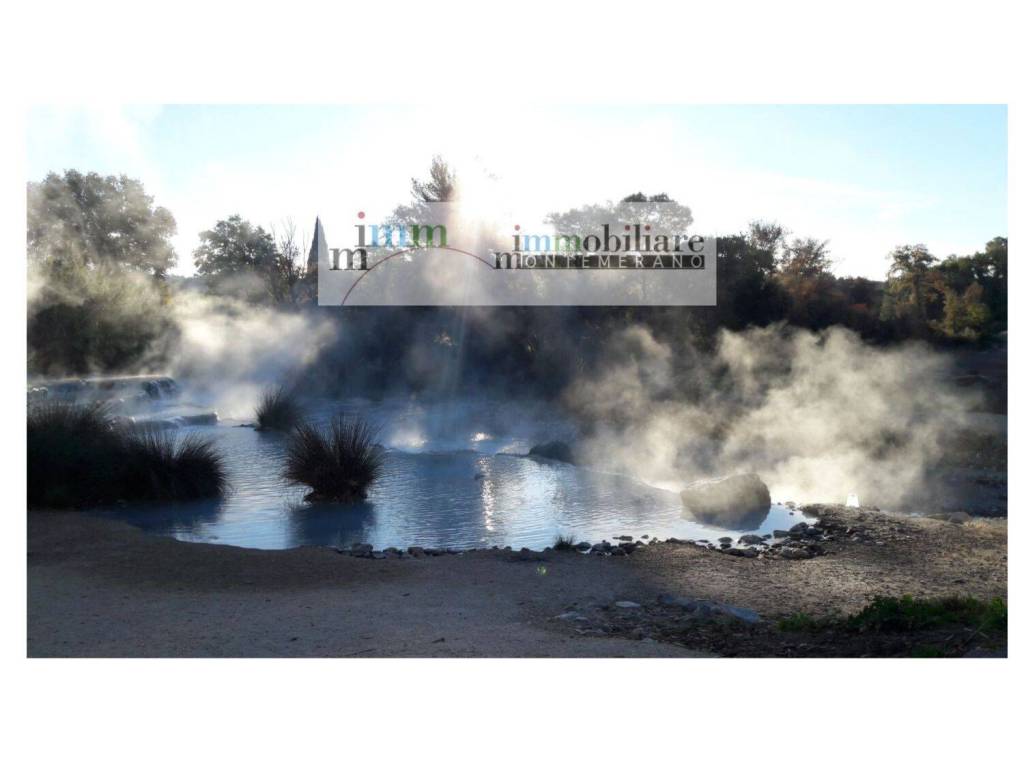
[100,398,813,550]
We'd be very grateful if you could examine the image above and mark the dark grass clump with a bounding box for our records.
[27,402,227,509]
[28,402,122,508]
[119,429,227,501]
[284,414,384,503]
[553,533,576,551]
[778,595,1008,635]
[255,386,303,432]
[847,595,1007,634]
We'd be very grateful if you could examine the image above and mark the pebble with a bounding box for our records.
[614,601,642,609]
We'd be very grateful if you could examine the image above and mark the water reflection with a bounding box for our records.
[680,503,771,532]
[286,501,375,549]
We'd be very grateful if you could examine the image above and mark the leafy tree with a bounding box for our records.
[882,244,944,335]
[193,215,303,302]
[545,193,694,243]
[941,282,991,340]
[779,237,832,278]
[27,170,177,275]
[747,220,788,264]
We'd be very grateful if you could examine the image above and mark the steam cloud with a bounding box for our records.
[567,323,980,507]
[167,293,337,419]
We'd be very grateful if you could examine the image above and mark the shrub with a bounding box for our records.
[284,414,384,503]
[255,386,303,432]
[27,402,226,508]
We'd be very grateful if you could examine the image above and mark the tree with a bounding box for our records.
[411,156,458,202]
[27,170,177,275]
[545,193,694,242]
[193,215,290,301]
[268,219,308,304]
[883,244,943,334]
[779,237,832,278]
[747,220,788,263]
[941,282,991,340]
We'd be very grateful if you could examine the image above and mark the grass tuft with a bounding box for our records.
[28,402,121,508]
[284,414,384,503]
[553,533,576,551]
[255,386,303,432]
[28,402,227,508]
[120,428,228,501]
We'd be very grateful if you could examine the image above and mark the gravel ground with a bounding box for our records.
[27,506,1006,657]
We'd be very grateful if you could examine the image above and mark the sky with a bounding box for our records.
[26,105,1007,279]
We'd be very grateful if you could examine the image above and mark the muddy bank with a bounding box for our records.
[27,505,1006,657]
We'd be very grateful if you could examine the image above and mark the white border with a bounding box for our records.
[2,2,1019,766]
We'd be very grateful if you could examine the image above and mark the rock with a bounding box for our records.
[610,547,627,556]
[738,534,763,545]
[780,546,812,560]
[718,536,733,544]
[947,511,971,524]
[614,601,642,609]
[615,535,634,541]
[724,548,747,557]
[528,440,576,464]
[789,522,809,533]
[575,541,592,551]
[680,474,772,529]
[407,546,424,556]
[657,594,761,623]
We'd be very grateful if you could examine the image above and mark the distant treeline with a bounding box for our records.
[27,167,1007,387]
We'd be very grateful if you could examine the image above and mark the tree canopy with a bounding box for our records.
[27,170,177,275]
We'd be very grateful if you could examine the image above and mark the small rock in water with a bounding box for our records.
[614,601,642,609]
[718,536,733,544]
[575,541,592,551]
[615,535,634,542]
[738,534,763,545]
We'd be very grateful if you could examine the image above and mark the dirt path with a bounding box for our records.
[27,507,1006,657]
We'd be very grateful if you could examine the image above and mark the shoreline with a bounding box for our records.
[27,505,1007,657]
